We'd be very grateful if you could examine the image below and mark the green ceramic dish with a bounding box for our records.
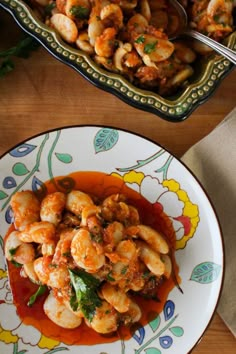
[1,0,235,121]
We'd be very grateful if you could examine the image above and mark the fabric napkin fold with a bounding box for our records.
[181,107,236,337]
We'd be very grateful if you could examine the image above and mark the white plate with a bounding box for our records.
[0,126,223,354]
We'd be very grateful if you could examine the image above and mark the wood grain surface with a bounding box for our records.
[0,8,236,353]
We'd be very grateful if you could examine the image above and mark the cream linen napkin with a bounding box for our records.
[181,108,236,337]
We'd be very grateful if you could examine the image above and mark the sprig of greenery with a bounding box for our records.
[27,285,47,307]
[0,35,40,78]
[69,269,102,322]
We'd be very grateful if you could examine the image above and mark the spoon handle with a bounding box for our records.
[186,29,236,65]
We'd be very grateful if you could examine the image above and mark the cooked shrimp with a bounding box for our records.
[128,224,169,254]
[104,221,124,251]
[101,283,131,313]
[80,205,101,226]
[94,27,117,58]
[86,300,118,333]
[66,190,94,215]
[4,230,35,265]
[100,3,123,29]
[127,14,149,34]
[50,13,78,43]
[34,256,70,288]
[101,193,130,222]
[136,240,165,276]
[18,221,56,244]
[207,0,233,25]
[44,291,83,328]
[65,0,91,21]
[10,190,40,231]
[40,192,66,226]
[71,228,105,272]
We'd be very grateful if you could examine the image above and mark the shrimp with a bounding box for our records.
[4,230,35,265]
[101,193,130,222]
[80,205,101,226]
[18,221,56,244]
[100,3,123,30]
[71,228,105,272]
[52,229,76,264]
[136,240,165,276]
[101,283,131,313]
[127,14,149,34]
[94,27,117,58]
[50,13,78,43]
[10,190,40,231]
[128,224,169,254]
[44,291,83,328]
[66,190,94,215]
[207,0,233,25]
[86,300,118,334]
[103,221,124,251]
[34,256,70,288]
[40,192,66,226]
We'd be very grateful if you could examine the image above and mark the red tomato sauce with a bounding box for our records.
[6,171,180,345]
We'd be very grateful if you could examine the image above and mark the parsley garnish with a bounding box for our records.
[69,269,102,322]
[144,41,158,54]
[135,35,145,44]
[70,5,89,19]
[27,285,47,307]
[0,36,39,78]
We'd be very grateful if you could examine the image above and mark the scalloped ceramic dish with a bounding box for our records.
[1,0,235,121]
[0,126,224,353]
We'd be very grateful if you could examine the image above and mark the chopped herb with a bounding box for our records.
[10,260,22,268]
[69,269,102,322]
[89,231,103,244]
[0,36,39,78]
[48,263,58,268]
[135,35,145,44]
[107,271,116,282]
[44,2,56,15]
[96,15,101,21]
[27,285,47,307]
[213,14,221,23]
[62,251,71,257]
[144,41,158,54]
[121,266,128,275]
[9,247,19,256]
[70,5,89,19]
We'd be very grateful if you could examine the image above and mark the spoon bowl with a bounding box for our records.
[168,0,236,65]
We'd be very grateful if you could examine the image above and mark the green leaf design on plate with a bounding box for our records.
[149,315,161,332]
[55,153,73,164]
[145,348,162,354]
[0,235,4,249]
[12,162,29,176]
[94,128,119,153]
[169,326,184,337]
[0,190,8,200]
[190,262,221,284]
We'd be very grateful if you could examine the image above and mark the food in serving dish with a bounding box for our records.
[4,171,179,343]
[26,0,235,95]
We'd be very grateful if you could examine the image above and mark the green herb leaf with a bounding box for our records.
[106,271,115,282]
[69,5,89,19]
[9,247,19,256]
[10,259,22,268]
[69,269,102,321]
[135,35,145,44]
[144,41,158,54]
[44,2,56,15]
[0,36,39,78]
[27,285,47,307]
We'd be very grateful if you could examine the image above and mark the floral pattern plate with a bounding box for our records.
[1,0,236,121]
[0,126,223,354]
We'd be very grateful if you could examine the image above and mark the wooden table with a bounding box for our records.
[0,9,235,354]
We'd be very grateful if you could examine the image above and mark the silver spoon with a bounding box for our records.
[169,0,236,65]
